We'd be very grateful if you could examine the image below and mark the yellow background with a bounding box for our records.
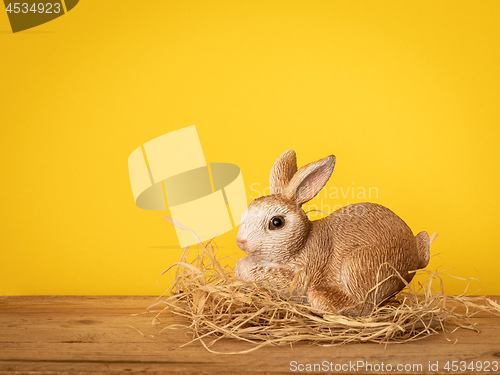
[1,1,499,295]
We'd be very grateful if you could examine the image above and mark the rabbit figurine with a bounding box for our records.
[235,150,431,316]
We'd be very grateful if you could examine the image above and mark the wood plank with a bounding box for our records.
[0,296,499,374]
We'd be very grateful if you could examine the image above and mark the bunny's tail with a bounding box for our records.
[415,231,431,268]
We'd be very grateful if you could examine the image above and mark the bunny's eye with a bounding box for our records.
[269,216,285,230]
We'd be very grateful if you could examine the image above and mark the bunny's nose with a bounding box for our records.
[237,238,248,251]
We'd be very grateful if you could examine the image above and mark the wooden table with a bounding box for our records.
[1,296,499,374]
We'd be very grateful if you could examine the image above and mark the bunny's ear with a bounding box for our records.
[284,155,336,205]
[269,150,298,195]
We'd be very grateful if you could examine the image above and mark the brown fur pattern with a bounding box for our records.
[236,150,430,316]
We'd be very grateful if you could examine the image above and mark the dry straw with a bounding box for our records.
[148,218,500,354]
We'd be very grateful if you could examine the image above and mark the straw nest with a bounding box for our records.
[148,222,500,354]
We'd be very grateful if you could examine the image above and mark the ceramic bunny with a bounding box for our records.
[235,150,430,316]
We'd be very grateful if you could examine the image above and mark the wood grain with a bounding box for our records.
[0,296,499,374]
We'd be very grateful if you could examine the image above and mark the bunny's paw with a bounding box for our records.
[307,284,363,316]
[235,256,254,281]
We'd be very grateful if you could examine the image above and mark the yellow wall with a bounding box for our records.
[1,1,499,295]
